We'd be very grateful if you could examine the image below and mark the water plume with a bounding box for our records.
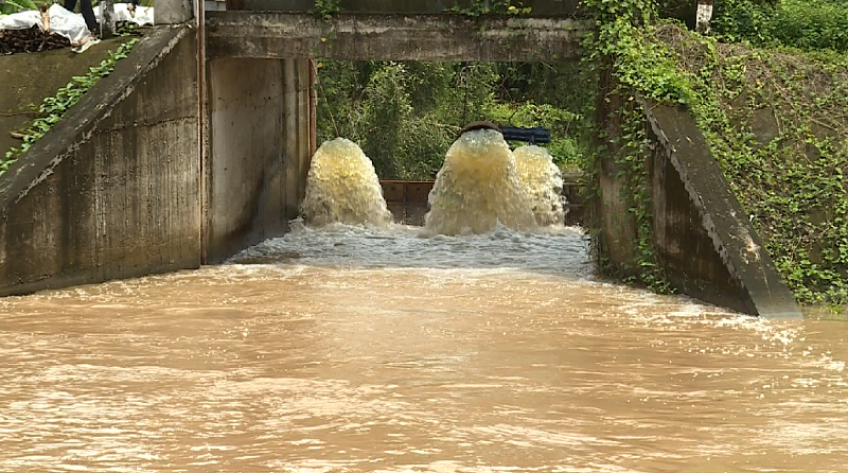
[424,129,536,235]
[300,138,393,228]
[513,145,567,226]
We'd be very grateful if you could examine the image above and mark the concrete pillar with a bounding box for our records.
[101,0,114,38]
[206,58,314,263]
[155,0,195,24]
[696,0,714,34]
[594,61,639,276]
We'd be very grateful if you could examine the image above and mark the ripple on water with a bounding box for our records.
[1,219,847,472]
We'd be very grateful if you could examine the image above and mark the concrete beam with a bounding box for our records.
[233,0,582,16]
[206,11,588,62]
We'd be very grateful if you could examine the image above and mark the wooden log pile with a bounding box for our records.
[1,5,72,55]
[0,25,72,55]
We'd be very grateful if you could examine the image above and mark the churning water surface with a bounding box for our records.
[0,134,846,473]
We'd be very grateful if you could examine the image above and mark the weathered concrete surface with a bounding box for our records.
[156,0,195,23]
[206,12,588,62]
[0,26,200,297]
[0,38,130,160]
[206,58,314,263]
[232,0,582,16]
[642,99,802,318]
[592,67,639,274]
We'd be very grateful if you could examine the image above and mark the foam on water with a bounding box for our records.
[231,219,593,279]
[300,138,393,228]
[424,129,536,235]
[513,145,567,226]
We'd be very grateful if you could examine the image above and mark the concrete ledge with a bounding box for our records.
[642,98,802,319]
[0,26,200,297]
[232,0,583,16]
[206,11,588,62]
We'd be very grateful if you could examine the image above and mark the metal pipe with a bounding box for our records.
[196,0,208,265]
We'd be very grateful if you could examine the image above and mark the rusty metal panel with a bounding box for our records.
[407,182,433,204]
[381,182,406,203]
[379,179,585,227]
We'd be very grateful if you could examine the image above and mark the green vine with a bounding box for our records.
[312,0,341,20]
[1,38,140,178]
[447,0,532,17]
[656,26,848,308]
[582,0,847,308]
[579,0,675,293]
[619,105,675,294]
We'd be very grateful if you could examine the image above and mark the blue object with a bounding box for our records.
[498,125,551,145]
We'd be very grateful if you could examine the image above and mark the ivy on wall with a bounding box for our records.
[582,0,847,308]
[655,25,848,308]
[447,0,532,17]
[579,0,678,294]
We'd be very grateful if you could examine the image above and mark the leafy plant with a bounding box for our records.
[311,0,341,20]
[655,24,848,307]
[1,38,140,177]
[447,0,532,17]
[1,0,40,16]
[712,0,848,53]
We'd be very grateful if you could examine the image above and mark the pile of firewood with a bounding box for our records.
[0,5,72,55]
[0,25,72,55]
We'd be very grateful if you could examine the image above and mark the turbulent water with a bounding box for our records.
[300,138,393,228]
[424,129,537,235]
[1,134,847,472]
[1,223,847,473]
[513,145,566,226]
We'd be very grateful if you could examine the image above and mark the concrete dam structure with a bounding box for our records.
[0,0,801,318]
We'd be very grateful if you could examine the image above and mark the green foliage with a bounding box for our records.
[579,0,675,293]
[583,0,848,306]
[1,38,140,177]
[485,102,585,171]
[312,0,341,20]
[315,60,592,180]
[446,0,532,17]
[713,0,848,53]
[1,0,39,15]
[656,26,848,306]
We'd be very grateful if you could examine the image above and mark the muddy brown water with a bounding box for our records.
[1,225,845,473]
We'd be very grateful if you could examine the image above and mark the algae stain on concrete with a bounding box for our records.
[0,38,131,159]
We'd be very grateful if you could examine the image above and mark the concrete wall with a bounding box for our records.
[641,100,800,318]
[0,39,131,164]
[0,27,200,297]
[156,0,194,23]
[205,58,314,263]
[596,96,801,317]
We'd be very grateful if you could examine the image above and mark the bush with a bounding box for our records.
[315,60,593,180]
[713,0,848,52]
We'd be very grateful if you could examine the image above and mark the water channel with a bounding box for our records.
[1,134,846,472]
